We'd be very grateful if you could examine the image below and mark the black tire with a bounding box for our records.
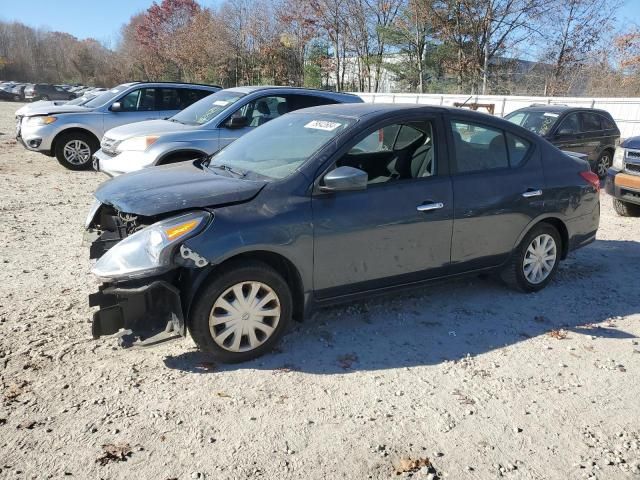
[500,223,562,293]
[188,261,293,363]
[593,151,612,179]
[613,199,640,217]
[54,131,98,170]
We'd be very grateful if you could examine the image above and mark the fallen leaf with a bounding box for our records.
[17,420,37,430]
[548,329,568,340]
[395,456,433,475]
[96,443,132,466]
[216,391,231,398]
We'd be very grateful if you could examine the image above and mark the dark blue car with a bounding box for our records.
[86,104,601,362]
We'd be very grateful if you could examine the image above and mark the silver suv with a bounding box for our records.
[93,86,363,177]
[16,82,220,170]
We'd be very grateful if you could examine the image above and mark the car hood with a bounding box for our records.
[20,104,90,117]
[94,161,267,216]
[104,119,197,141]
[622,137,640,149]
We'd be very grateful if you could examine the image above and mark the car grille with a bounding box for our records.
[625,162,640,175]
[626,149,640,159]
[100,137,118,157]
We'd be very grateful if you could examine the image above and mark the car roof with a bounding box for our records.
[511,105,612,116]
[290,102,500,120]
[125,81,221,89]
[224,85,361,99]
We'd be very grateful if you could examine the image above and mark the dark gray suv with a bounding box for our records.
[86,104,600,362]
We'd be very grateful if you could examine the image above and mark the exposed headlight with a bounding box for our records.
[613,148,626,170]
[92,211,211,281]
[116,135,160,152]
[27,115,57,125]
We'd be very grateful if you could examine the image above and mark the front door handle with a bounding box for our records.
[522,189,543,198]
[417,202,444,212]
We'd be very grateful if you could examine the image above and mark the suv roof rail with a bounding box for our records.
[129,80,222,89]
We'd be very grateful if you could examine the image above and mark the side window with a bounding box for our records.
[557,113,579,135]
[336,121,435,184]
[236,96,287,127]
[158,88,181,110]
[580,112,602,132]
[600,115,616,130]
[451,121,509,173]
[506,132,531,167]
[119,88,157,112]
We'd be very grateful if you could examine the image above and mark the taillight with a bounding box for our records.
[580,170,600,192]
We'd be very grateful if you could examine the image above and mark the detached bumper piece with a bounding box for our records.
[90,280,185,347]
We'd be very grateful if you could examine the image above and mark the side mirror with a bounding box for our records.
[226,115,248,129]
[320,166,368,192]
[110,102,122,112]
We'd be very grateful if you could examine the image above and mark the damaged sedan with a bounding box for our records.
[86,104,600,363]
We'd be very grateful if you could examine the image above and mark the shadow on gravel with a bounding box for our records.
[164,239,640,374]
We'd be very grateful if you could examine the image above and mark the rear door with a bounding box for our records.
[312,114,454,297]
[578,112,607,162]
[449,117,545,272]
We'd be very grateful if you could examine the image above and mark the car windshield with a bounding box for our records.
[208,113,355,180]
[171,90,245,125]
[505,110,561,136]
[83,85,129,109]
[67,95,94,105]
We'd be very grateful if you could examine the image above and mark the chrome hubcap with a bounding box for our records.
[523,234,557,284]
[209,281,280,352]
[63,140,91,165]
[598,155,611,177]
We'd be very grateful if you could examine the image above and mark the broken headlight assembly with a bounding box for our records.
[92,211,211,281]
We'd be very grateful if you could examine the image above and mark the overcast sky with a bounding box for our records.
[1,0,638,46]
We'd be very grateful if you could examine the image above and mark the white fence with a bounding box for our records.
[355,93,640,139]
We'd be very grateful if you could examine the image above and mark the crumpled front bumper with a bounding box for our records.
[90,278,186,345]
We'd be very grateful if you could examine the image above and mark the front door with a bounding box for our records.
[449,119,546,271]
[312,117,454,298]
[102,87,160,136]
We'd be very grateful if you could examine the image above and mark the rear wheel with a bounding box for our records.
[594,151,612,179]
[188,261,293,363]
[613,199,640,217]
[54,132,98,170]
[501,224,561,292]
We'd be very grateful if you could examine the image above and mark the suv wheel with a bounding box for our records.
[613,199,640,217]
[594,151,612,179]
[501,224,561,292]
[55,132,98,170]
[188,261,293,363]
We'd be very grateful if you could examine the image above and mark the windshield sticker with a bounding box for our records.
[304,120,342,131]
[543,112,559,118]
[213,100,229,106]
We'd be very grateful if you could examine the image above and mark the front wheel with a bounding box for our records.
[501,224,561,292]
[613,199,640,217]
[188,261,293,363]
[55,132,98,170]
[594,151,612,179]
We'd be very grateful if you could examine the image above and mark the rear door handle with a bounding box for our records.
[417,202,444,212]
[522,189,543,198]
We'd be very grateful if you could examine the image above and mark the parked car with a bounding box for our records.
[24,84,75,101]
[504,105,620,179]
[0,87,14,101]
[16,82,220,170]
[85,104,600,362]
[93,86,363,177]
[605,140,640,216]
[10,83,30,101]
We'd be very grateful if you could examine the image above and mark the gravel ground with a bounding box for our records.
[0,100,639,480]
